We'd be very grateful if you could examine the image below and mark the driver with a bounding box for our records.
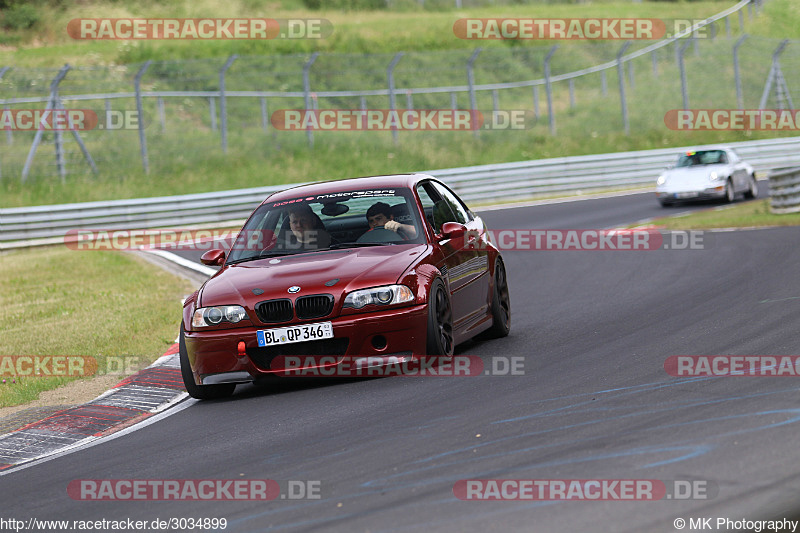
[284,204,332,249]
[365,202,417,239]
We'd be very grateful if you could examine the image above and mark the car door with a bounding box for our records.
[416,181,490,328]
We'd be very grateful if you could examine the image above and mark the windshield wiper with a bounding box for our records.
[327,242,395,249]
[226,250,298,265]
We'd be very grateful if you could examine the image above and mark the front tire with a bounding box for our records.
[724,179,735,203]
[179,327,235,400]
[426,278,454,356]
[486,257,511,338]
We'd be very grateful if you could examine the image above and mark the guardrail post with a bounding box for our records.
[758,40,791,110]
[134,60,152,174]
[303,52,319,148]
[617,42,631,135]
[768,167,800,213]
[678,39,692,110]
[22,64,70,183]
[466,47,481,138]
[219,54,238,154]
[601,70,607,96]
[406,90,413,110]
[544,45,558,135]
[387,52,404,145]
[733,35,748,109]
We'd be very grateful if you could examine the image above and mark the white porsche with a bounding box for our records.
[655,147,758,207]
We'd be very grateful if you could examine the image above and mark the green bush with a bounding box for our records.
[3,4,40,30]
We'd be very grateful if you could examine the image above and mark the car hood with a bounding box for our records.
[198,244,429,309]
[662,164,728,186]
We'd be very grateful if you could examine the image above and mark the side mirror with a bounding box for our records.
[201,249,226,266]
[440,222,467,240]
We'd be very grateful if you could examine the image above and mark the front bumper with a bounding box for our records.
[656,184,727,201]
[183,303,429,385]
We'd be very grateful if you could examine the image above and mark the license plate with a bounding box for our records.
[675,192,698,199]
[256,322,334,347]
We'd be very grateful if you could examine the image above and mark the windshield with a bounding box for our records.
[226,188,425,264]
[676,150,728,167]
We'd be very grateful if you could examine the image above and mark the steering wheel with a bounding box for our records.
[356,226,400,243]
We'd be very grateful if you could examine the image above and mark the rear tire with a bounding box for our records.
[744,174,758,199]
[426,278,454,356]
[658,199,673,207]
[179,327,236,400]
[486,257,511,338]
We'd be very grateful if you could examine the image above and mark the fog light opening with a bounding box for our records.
[371,335,387,351]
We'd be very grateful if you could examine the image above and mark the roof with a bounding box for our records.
[263,173,436,203]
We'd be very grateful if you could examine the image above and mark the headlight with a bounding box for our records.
[192,305,248,327]
[709,171,719,181]
[656,175,667,186]
[343,285,415,310]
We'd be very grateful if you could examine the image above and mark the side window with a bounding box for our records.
[431,182,470,224]
[728,150,740,163]
[416,182,458,234]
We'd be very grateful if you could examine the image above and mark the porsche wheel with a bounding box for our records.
[180,327,235,400]
[426,278,454,356]
[724,179,735,203]
[486,258,511,338]
[744,174,758,199]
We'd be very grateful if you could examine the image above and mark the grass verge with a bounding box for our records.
[0,247,194,408]
[646,198,800,230]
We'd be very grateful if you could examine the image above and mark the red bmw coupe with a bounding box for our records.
[180,174,510,399]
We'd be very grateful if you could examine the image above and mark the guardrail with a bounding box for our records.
[3,135,799,245]
[769,167,800,214]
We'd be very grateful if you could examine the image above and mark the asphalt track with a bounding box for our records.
[6,185,800,532]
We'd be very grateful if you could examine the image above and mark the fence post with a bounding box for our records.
[209,97,217,131]
[601,70,607,96]
[301,52,319,148]
[466,47,481,138]
[157,96,166,133]
[219,54,238,154]
[651,50,658,77]
[628,60,635,90]
[544,45,558,135]
[134,60,152,174]
[387,52,404,145]
[759,40,791,109]
[738,9,745,32]
[678,39,692,110]
[0,67,10,153]
[617,42,631,135]
[533,86,540,120]
[568,80,575,108]
[260,97,268,132]
[733,34,748,109]
[725,15,731,38]
[22,64,70,183]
